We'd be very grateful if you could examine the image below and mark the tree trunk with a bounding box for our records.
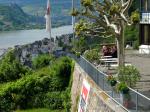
[116,21,125,71]
[117,35,125,68]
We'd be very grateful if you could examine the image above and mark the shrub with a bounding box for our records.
[0,57,74,111]
[0,50,31,83]
[133,40,139,50]
[118,65,140,87]
[84,49,100,63]
[32,54,54,69]
[131,10,140,24]
[44,92,63,110]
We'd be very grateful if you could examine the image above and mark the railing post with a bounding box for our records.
[136,90,138,112]
[96,70,98,84]
[111,88,114,98]
[102,73,104,90]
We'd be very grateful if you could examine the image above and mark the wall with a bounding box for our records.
[71,63,127,112]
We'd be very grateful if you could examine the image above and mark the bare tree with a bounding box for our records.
[74,0,134,69]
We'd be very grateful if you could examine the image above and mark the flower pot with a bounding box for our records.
[110,80,117,87]
[123,99,131,109]
[121,87,129,94]
[123,93,134,109]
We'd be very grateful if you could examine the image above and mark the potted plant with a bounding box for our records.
[76,52,81,58]
[116,82,133,108]
[118,65,140,88]
[116,82,129,94]
[123,93,132,109]
[71,48,76,54]
[107,75,117,87]
[131,10,140,24]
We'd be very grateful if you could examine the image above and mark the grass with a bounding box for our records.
[15,108,65,112]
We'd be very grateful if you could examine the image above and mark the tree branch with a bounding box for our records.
[104,15,120,34]
[121,0,129,7]
[123,0,133,13]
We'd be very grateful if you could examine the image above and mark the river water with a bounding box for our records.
[0,25,73,49]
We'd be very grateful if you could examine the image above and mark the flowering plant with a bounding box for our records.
[107,75,117,87]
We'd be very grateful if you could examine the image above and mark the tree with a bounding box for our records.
[74,36,88,53]
[118,65,140,87]
[32,54,54,69]
[0,50,31,83]
[74,0,139,71]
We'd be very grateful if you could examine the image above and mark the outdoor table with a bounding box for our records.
[103,56,112,58]
[103,60,118,69]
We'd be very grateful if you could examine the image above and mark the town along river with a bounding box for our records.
[0,25,73,49]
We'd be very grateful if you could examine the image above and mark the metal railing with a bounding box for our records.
[70,54,150,112]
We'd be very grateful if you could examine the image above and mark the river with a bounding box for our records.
[0,25,73,49]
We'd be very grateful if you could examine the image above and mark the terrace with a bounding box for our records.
[70,53,150,112]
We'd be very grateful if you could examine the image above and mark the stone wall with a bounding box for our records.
[71,63,127,112]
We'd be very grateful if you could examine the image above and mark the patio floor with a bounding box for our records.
[125,50,150,98]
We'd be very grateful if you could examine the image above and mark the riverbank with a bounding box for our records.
[0,25,73,49]
[0,48,9,58]
[0,33,72,67]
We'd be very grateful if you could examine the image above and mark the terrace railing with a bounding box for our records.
[70,54,150,112]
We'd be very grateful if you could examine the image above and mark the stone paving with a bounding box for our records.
[125,50,150,98]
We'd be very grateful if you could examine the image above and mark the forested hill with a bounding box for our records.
[0,0,139,31]
[0,4,44,31]
[0,0,80,29]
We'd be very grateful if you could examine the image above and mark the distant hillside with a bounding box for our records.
[0,0,138,30]
[0,4,44,31]
[0,0,80,28]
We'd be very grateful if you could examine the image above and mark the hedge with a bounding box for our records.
[0,57,74,112]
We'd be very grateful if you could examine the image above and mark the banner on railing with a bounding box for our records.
[78,79,91,112]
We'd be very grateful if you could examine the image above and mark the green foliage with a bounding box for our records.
[0,50,31,83]
[32,54,54,69]
[0,4,44,31]
[131,10,140,24]
[61,89,71,111]
[75,52,81,58]
[107,75,117,87]
[44,92,63,109]
[0,57,74,111]
[133,40,139,49]
[74,37,88,53]
[129,0,140,15]
[16,108,64,112]
[81,0,93,7]
[84,49,100,63]
[70,8,79,17]
[118,66,140,87]
[109,4,121,15]
[125,25,139,49]
[116,82,129,94]
[75,20,88,36]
